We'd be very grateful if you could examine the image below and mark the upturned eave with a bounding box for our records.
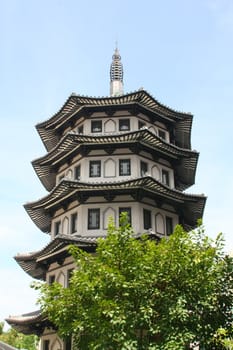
[5,310,50,336]
[24,177,206,233]
[32,129,199,192]
[36,90,193,152]
[14,234,97,279]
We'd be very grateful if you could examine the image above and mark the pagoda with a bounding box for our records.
[6,48,206,350]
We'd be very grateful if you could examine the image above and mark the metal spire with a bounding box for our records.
[110,45,124,96]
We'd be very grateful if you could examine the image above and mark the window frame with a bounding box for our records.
[140,161,148,177]
[162,169,170,186]
[64,338,72,350]
[88,208,100,230]
[43,340,50,350]
[165,216,173,236]
[158,128,166,140]
[119,118,130,131]
[138,120,146,129]
[89,160,101,177]
[74,164,81,180]
[70,212,78,234]
[66,269,74,288]
[119,207,132,225]
[91,120,102,133]
[143,209,152,230]
[119,159,131,176]
[54,220,61,236]
[77,124,83,134]
[48,275,55,285]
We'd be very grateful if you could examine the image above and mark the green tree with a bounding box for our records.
[216,328,233,349]
[37,215,233,350]
[0,324,38,350]
[0,322,4,335]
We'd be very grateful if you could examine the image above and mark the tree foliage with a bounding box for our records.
[0,322,4,335]
[0,324,38,350]
[216,328,233,349]
[37,215,233,350]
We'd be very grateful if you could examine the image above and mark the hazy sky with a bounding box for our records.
[0,0,233,328]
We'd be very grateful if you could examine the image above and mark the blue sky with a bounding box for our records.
[0,0,233,328]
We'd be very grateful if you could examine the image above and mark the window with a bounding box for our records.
[140,161,148,177]
[43,340,50,350]
[88,209,100,229]
[67,269,74,288]
[119,207,131,225]
[119,159,131,176]
[74,165,81,180]
[48,275,55,285]
[64,338,72,350]
[71,213,77,234]
[138,120,146,129]
[143,209,151,230]
[166,216,173,235]
[90,160,101,177]
[162,169,170,186]
[91,120,102,133]
[158,129,166,140]
[119,119,130,131]
[54,221,61,236]
[77,125,83,134]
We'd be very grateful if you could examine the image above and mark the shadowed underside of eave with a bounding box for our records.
[36,90,193,152]
[6,310,51,336]
[14,234,97,279]
[24,177,206,233]
[32,129,199,192]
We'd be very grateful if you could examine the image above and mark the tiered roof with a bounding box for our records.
[7,47,207,339]
[14,229,174,281]
[14,234,96,279]
[36,90,193,151]
[24,177,206,233]
[6,311,50,336]
[32,128,199,192]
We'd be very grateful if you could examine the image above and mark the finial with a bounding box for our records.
[110,45,124,96]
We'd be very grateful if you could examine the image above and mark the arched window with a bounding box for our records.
[103,207,116,229]
[104,158,116,177]
[155,213,165,234]
[57,271,65,287]
[62,216,69,235]
[51,338,62,350]
[104,119,116,132]
[151,165,160,181]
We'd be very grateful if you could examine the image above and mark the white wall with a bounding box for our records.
[51,200,178,238]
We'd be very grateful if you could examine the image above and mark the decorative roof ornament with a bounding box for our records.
[110,44,124,96]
